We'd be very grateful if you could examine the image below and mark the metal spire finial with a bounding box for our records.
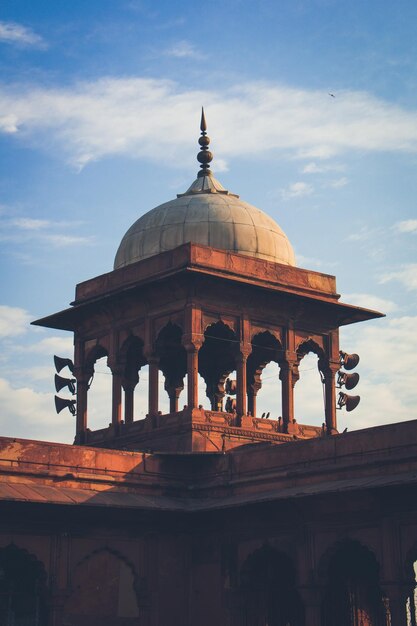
[197,107,213,177]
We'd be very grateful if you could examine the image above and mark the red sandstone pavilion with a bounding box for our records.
[0,112,416,625]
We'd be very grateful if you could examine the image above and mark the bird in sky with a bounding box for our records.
[328,93,336,97]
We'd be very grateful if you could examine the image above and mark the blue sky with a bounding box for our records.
[0,0,416,443]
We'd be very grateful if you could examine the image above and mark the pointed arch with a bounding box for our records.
[405,542,417,626]
[156,321,187,413]
[84,343,109,371]
[64,546,142,625]
[296,338,325,363]
[238,544,305,626]
[0,543,48,626]
[319,538,386,626]
[120,335,146,382]
[199,321,238,411]
[247,331,282,418]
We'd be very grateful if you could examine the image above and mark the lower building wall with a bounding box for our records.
[0,486,416,626]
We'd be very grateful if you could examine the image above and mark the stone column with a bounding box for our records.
[386,585,408,626]
[321,360,340,434]
[236,346,251,416]
[298,586,322,626]
[247,371,262,418]
[73,367,91,443]
[110,364,123,428]
[165,380,183,413]
[147,355,160,416]
[122,380,135,424]
[183,339,202,410]
[279,351,297,432]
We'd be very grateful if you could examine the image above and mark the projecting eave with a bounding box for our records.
[31,243,385,332]
[32,306,84,332]
[31,280,384,334]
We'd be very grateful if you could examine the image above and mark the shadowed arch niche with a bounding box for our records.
[199,321,238,411]
[320,539,388,626]
[405,543,417,625]
[63,548,142,626]
[235,544,305,626]
[247,331,282,420]
[120,335,147,423]
[156,322,187,413]
[0,544,48,626]
[84,344,111,431]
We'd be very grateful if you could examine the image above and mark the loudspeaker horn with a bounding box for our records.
[54,395,76,415]
[337,371,360,390]
[339,351,360,370]
[54,355,74,374]
[55,374,76,395]
[337,392,360,412]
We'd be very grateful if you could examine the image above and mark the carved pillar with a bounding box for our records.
[279,351,297,432]
[182,303,203,411]
[109,363,123,427]
[298,586,322,626]
[386,586,408,626]
[164,379,184,413]
[321,360,339,434]
[247,371,262,418]
[147,355,159,416]
[74,369,89,442]
[206,375,228,411]
[236,346,251,416]
[122,379,136,424]
[183,338,202,410]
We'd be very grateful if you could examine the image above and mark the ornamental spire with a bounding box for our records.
[197,107,213,178]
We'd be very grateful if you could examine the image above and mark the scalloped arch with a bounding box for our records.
[203,318,237,336]
[251,329,282,347]
[296,337,325,361]
[0,542,48,582]
[317,537,381,583]
[84,343,108,368]
[71,545,144,600]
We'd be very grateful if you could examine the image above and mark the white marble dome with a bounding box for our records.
[114,171,296,270]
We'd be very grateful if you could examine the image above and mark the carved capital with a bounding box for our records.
[73,365,93,384]
[237,343,252,361]
[143,348,160,365]
[107,357,124,376]
[182,333,204,353]
[279,360,298,380]
[318,357,339,379]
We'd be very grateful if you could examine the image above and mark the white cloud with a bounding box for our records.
[12,217,50,230]
[0,305,31,338]
[0,114,18,133]
[380,264,417,291]
[0,21,45,48]
[23,335,73,355]
[0,377,73,442]
[238,315,417,433]
[338,316,417,431]
[164,40,203,59]
[341,293,396,314]
[393,219,417,234]
[326,176,349,188]
[281,181,314,199]
[1,79,417,169]
[43,233,94,247]
[346,226,383,243]
[302,161,345,174]
[0,214,93,249]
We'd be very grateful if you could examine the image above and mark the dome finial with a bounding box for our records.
[197,107,213,178]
